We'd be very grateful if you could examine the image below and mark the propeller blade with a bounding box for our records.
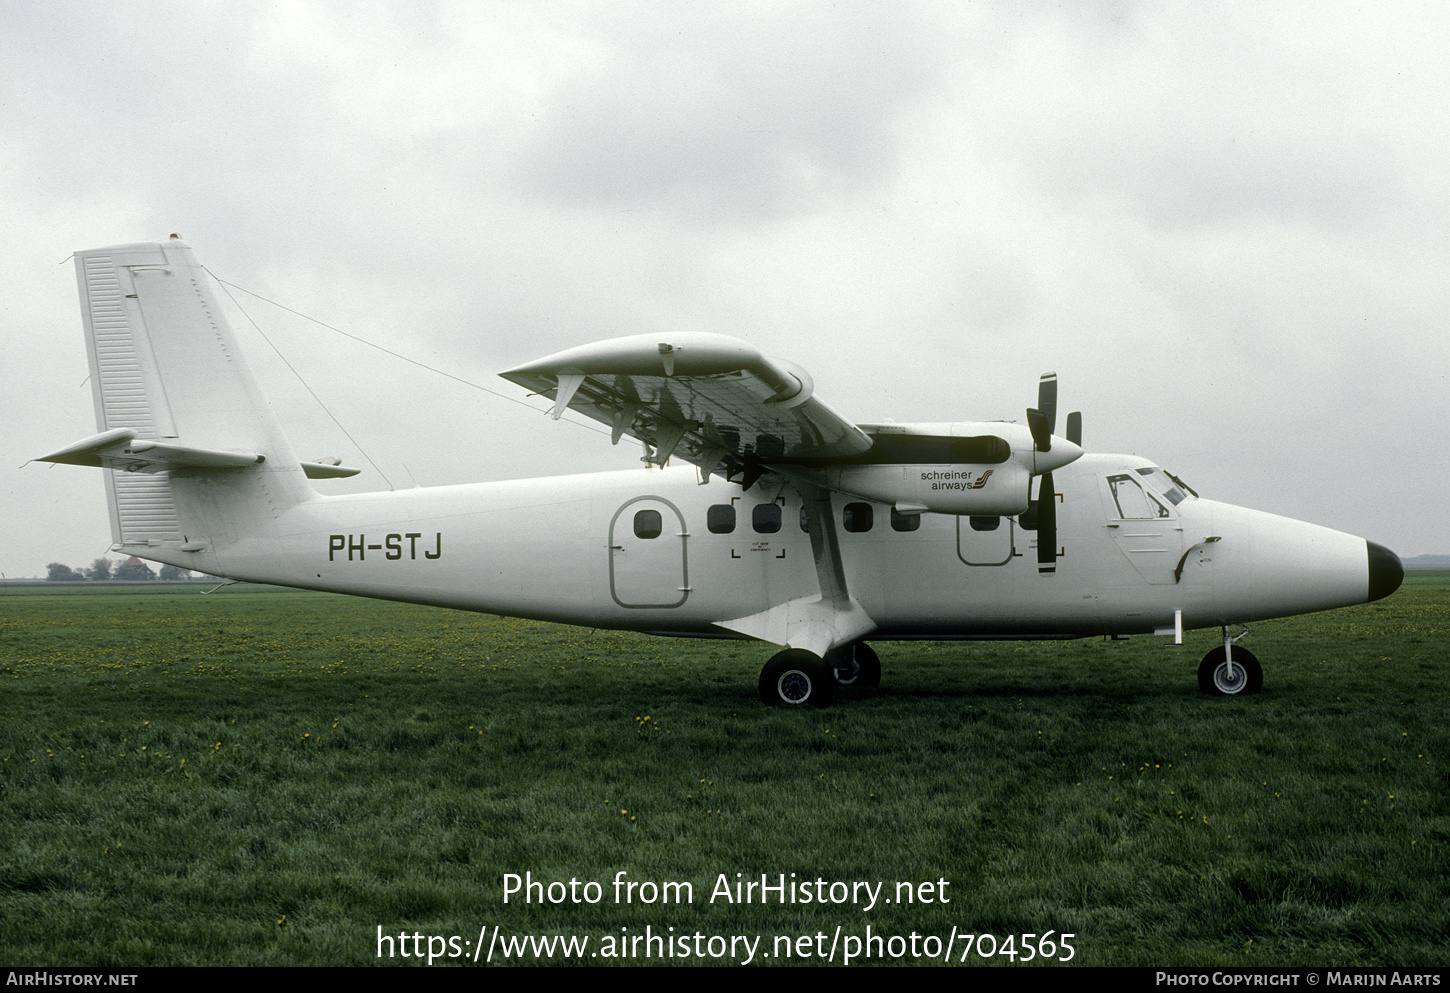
[1066,411,1081,447]
[1027,372,1058,453]
[1037,471,1057,575]
[1037,373,1057,436]
[1026,407,1051,452]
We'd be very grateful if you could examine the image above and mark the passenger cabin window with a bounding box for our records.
[1107,474,1170,519]
[970,515,1001,532]
[843,502,873,533]
[634,509,663,539]
[890,508,921,532]
[800,508,810,533]
[707,504,736,534]
[753,503,782,534]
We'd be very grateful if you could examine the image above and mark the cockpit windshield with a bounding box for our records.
[1133,466,1196,505]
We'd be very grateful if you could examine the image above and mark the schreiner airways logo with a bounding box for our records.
[919,469,993,492]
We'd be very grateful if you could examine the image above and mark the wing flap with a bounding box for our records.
[500,332,871,472]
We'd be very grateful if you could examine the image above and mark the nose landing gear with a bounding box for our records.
[1198,625,1262,696]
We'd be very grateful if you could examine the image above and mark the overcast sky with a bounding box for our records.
[3,1,1446,578]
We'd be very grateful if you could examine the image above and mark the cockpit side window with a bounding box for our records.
[1107,474,1170,519]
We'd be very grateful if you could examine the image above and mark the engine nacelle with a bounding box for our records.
[827,462,1033,516]
[822,420,1081,516]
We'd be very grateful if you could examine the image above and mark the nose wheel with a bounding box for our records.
[1198,645,1262,695]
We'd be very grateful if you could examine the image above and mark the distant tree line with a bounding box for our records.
[45,558,197,582]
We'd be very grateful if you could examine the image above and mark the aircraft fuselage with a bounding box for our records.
[161,453,1385,643]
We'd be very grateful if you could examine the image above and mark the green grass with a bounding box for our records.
[0,584,1445,966]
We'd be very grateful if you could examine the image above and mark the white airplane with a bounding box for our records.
[38,237,1403,707]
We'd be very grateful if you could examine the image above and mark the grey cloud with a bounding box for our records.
[512,6,949,219]
[958,4,1408,232]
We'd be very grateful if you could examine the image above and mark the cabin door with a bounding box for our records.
[609,497,689,608]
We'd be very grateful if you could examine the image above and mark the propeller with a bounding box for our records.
[1025,373,1082,576]
[1025,372,1056,452]
[1037,471,1058,575]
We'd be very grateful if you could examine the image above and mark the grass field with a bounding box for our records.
[1,578,1445,967]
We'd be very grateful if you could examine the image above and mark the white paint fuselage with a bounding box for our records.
[164,453,1375,643]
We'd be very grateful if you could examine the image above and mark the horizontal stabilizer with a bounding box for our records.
[38,429,264,474]
[38,429,357,477]
[34,428,137,466]
[301,460,362,479]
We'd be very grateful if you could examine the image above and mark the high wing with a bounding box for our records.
[500,332,872,484]
[503,331,1086,659]
[502,332,882,656]
[502,332,877,659]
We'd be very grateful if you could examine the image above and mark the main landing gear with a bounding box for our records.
[827,642,881,690]
[1197,625,1262,696]
[758,643,881,707]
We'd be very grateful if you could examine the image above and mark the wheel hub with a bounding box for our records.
[1213,662,1246,694]
[777,670,813,704]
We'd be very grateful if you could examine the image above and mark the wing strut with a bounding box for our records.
[714,478,875,657]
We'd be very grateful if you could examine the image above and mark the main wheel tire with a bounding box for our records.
[827,642,882,689]
[759,650,835,707]
[1198,646,1263,696]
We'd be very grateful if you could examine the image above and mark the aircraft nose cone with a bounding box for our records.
[1366,541,1403,602]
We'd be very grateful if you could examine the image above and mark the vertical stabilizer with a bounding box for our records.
[74,238,312,561]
